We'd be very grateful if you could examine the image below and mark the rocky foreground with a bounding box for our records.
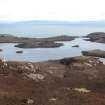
[0,34,75,48]
[0,56,105,105]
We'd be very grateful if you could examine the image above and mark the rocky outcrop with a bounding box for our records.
[82,49,105,58]
[0,34,75,48]
[72,45,79,47]
[86,32,105,43]
[16,51,23,53]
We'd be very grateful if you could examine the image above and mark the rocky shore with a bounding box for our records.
[0,56,105,105]
[0,34,75,48]
[85,32,105,43]
[82,49,105,58]
[82,32,105,58]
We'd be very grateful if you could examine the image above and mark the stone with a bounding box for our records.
[26,73,45,81]
[72,45,79,47]
[16,51,23,54]
[74,88,91,93]
[27,98,34,104]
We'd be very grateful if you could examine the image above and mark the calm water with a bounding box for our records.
[0,38,105,62]
[0,23,105,62]
[0,24,105,37]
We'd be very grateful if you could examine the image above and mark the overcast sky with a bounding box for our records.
[0,0,105,21]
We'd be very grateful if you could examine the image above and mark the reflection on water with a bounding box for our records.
[0,38,105,62]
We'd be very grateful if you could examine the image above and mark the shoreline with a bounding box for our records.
[85,32,105,43]
[0,32,105,104]
[0,33,105,62]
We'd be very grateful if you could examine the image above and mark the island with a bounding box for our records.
[85,32,105,43]
[0,34,76,48]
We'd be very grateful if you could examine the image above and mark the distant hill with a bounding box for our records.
[1,20,105,26]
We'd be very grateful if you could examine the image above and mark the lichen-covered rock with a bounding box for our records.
[26,73,45,81]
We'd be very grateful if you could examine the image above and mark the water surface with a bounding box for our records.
[0,38,105,62]
[0,24,105,37]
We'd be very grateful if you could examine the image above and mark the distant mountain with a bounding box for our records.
[1,20,105,26]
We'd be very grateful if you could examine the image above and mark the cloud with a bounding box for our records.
[0,0,105,21]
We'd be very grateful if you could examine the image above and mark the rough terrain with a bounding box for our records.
[0,56,105,105]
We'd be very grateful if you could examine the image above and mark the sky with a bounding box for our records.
[0,0,105,22]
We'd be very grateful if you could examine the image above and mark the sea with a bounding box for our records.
[0,21,105,62]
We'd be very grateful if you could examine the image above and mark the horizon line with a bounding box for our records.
[0,19,105,23]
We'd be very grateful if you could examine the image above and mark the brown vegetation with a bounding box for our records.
[0,56,104,104]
